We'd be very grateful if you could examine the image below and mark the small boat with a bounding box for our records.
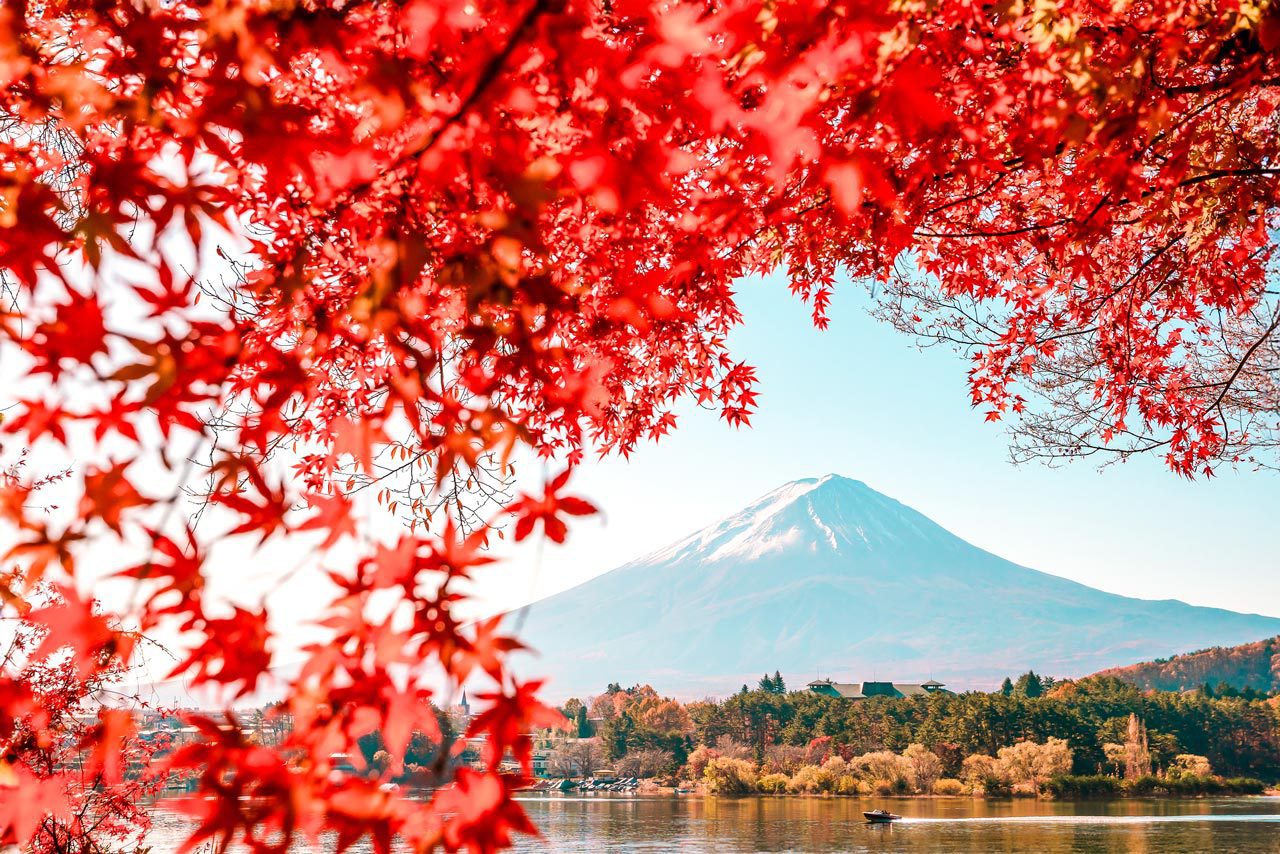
[863,809,902,824]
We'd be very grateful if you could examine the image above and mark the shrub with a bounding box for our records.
[1161,774,1211,795]
[979,776,1011,797]
[703,757,758,795]
[757,773,791,794]
[616,748,674,779]
[960,754,1000,787]
[789,764,833,794]
[762,745,807,775]
[685,745,717,780]
[854,750,911,791]
[996,738,1073,792]
[821,755,851,778]
[1125,774,1164,795]
[1045,775,1122,798]
[1221,777,1266,795]
[1167,754,1212,779]
[833,774,859,796]
[933,778,965,796]
[1044,773,1264,798]
[904,744,943,794]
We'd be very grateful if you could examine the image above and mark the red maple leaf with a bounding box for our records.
[506,469,596,543]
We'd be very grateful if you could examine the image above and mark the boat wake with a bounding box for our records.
[896,814,1280,826]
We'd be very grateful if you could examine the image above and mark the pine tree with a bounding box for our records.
[601,711,635,762]
[773,671,786,694]
[1000,677,1014,696]
[1015,671,1043,698]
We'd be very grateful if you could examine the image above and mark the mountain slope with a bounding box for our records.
[1094,637,1280,693]
[513,475,1280,697]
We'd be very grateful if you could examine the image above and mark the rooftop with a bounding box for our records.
[806,678,950,699]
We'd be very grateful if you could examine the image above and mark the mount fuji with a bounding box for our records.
[513,475,1280,698]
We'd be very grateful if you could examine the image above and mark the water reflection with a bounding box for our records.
[146,796,1280,853]
[504,796,1280,853]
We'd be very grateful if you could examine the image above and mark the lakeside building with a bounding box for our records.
[447,691,473,733]
[806,678,950,699]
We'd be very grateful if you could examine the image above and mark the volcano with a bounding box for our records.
[513,475,1280,697]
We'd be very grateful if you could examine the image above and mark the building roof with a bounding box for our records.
[807,678,948,699]
[807,679,866,699]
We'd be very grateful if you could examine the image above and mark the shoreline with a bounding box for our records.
[522,785,1280,801]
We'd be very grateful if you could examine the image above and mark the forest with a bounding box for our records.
[1096,637,1280,694]
[554,674,1280,794]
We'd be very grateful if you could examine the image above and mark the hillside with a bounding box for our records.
[512,475,1280,698]
[1095,636,1280,693]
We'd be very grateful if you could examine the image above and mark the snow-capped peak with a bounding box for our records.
[645,474,948,565]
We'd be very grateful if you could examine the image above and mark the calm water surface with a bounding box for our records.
[147,795,1280,852]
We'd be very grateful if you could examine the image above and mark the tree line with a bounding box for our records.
[555,674,1280,788]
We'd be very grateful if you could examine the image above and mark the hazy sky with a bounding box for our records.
[475,269,1280,620]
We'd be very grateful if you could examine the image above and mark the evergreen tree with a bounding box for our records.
[574,705,591,738]
[1000,677,1014,696]
[759,673,774,693]
[601,711,636,762]
[1015,671,1044,698]
[773,671,786,694]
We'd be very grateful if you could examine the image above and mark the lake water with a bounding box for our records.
[146,795,1280,852]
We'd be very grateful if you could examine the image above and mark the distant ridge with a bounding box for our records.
[514,475,1280,698]
[1094,636,1280,693]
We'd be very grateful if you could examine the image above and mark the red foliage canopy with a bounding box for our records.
[2,0,1278,849]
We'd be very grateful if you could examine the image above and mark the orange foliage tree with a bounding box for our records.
[2,0,1279,850]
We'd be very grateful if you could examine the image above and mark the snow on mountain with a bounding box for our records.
[512,475,1280,698]
[648,475,942,564]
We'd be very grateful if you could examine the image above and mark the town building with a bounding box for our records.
[806,678,950,699]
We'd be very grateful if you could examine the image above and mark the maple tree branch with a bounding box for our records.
[328,0,553,212]
[1178,166,1280,188]
[1202,308,1280,424]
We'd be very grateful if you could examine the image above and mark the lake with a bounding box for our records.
[145,795,1280,852]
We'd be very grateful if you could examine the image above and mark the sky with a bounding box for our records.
[10,252,1279,704]
[472,268,1280,620]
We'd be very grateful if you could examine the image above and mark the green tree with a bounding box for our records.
[756,671,786,694]
[574,705,592,738]
[1015,671,1044,698]
[601,711,636,762]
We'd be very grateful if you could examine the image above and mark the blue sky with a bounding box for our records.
[478,269,1280,619]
